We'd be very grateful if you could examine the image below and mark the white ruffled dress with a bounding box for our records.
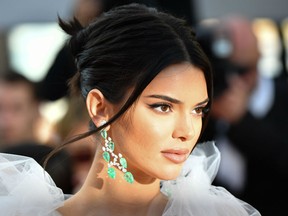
[0,142,261,216]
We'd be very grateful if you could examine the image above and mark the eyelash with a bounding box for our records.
[192,106,210,117]
[149,103,172,113]
[149,103,209,117]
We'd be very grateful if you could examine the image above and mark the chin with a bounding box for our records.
[159,166,183,180]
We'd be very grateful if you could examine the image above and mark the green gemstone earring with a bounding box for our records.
[100,129,134,184]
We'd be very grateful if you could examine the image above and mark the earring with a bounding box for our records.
[100,128,134,184]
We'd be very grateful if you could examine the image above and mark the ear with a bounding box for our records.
[86,89,110,129]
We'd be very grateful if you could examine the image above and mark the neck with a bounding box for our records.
[61,149,167,216]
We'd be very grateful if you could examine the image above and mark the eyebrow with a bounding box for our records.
[145,94,209,106]
[196,98,210,106]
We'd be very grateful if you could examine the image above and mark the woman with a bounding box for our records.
[0,3,261,216]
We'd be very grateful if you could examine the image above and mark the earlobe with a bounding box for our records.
[86,89,109,128]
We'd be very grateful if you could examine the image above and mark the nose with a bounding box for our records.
[172,113,195,141]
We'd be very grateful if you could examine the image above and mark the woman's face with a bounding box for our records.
[110,63,208,182]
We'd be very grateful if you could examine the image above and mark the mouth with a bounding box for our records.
[161,149,190,164]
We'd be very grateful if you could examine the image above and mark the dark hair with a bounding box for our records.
[48,3,213,158]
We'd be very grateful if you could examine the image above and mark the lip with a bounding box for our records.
[161,148,190,164]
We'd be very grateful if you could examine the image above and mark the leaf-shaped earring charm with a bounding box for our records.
[101,129,134,183]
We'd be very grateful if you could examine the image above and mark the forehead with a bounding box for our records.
[143,63,208,100]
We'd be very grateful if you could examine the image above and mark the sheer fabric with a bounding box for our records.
[161,142,261,216]
[0,142,260,216]
[0,153,64,216]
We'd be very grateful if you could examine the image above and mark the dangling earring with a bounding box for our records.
[100,125,134,184]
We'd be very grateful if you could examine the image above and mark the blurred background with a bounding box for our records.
[0,0,287,215]
[1,0,287,140]
[1,0,287,82]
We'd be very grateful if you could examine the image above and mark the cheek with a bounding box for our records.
[192,118,203,142]
[135,104,173,135]
[196,120,203,137]
[121,109,167,153]
[129,114,162,146]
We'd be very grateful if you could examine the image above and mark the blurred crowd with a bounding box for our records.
[0,0,288,215]
[196,15,288,215]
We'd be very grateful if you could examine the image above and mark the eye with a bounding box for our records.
[192,106,209,117]
[149,103,172,113]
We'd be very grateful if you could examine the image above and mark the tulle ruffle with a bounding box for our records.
[0,153,64,216]
[0,142,260,215]
[161,141,261,216]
